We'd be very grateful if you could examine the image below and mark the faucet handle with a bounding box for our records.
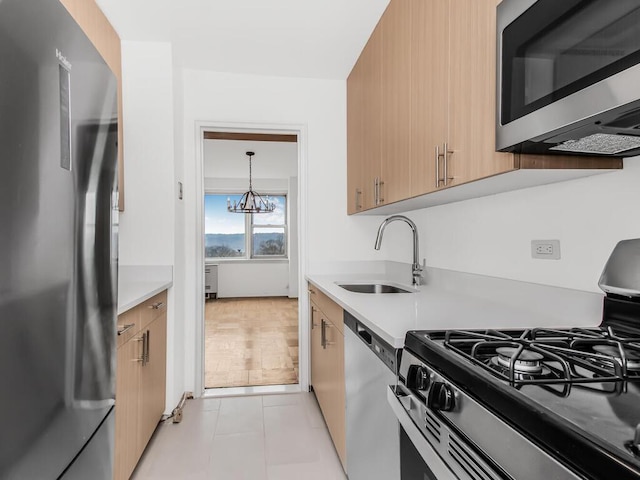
[412,259,426,286]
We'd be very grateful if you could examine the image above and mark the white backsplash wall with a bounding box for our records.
[375,158,640,293]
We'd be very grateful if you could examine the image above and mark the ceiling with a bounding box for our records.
[96,0,390,79]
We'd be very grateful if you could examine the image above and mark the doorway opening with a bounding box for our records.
[201,131,300,391]
[205,297,298,388]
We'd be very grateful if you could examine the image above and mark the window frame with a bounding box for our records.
[204,191,288,261]
[251,194,288,259]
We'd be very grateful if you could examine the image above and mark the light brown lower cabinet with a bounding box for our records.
[114,291,167,480]
[309,286,346,469]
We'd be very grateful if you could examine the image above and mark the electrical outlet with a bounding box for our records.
[531,240,561,260]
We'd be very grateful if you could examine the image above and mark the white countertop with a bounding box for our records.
[118,265,173,315]
[306,265,604,348]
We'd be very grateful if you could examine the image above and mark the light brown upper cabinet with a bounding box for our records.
[59,0,125,211]
[347,43,366,214]
[360,21,384,211]
[444,0,515,187]
[380,0,412,205]
[410,0,448,196]
[348,0,409,212]
[347,0,622,214]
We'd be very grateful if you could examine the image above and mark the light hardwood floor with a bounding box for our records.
[205,297,299,389]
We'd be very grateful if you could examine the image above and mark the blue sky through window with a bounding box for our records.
[204,194,244,234]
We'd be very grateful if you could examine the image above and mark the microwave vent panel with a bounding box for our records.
[549,133,640,154]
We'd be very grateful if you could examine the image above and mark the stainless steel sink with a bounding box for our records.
[338,283,414,294]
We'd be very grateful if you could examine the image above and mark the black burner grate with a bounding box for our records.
[442,327,640,395]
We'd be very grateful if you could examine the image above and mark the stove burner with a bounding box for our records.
[443,326,640,389]
[592,345,640,371]
[495,347,544,374]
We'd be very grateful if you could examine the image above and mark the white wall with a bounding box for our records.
[214,262,290,297]
[203,139,298,179]
[119,42,175,265]
[179,69,384,394]
[288,176,299,297]
[119,41,183,411]
[374,159,640,293]
[171,47,187,413]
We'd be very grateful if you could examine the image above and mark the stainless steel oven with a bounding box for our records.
[496,0,640,156]
[387,239,640,480]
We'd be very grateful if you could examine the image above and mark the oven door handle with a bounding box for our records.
[387,386,457,480]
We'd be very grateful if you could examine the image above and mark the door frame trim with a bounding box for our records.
[193,120,309,396]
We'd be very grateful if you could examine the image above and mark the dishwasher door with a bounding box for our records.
[344,327,400,480]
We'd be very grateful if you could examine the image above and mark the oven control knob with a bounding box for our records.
[428,382,455,412]
[406,365,430,391]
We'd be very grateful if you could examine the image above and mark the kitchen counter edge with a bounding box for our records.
[118,265,173,315]
[306,269,605,349]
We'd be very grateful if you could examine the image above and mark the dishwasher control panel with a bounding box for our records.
[344,311,400,375]
[372,337,397,373]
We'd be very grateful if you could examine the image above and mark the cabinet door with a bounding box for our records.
[138,315,167,456]
[310,305,326,406]
[114,338,142,480]
[447,0,515,185]
[380,0,412,205]
[410,0,449,196]
[323,319,346,468]
[347,55,365,214]
[140,291,167,330]
[360,20,384,210]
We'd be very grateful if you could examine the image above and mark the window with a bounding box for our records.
[252,196,286,257]
[204,193,287,260]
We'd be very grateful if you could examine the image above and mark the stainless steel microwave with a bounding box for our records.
[496,0,640,157]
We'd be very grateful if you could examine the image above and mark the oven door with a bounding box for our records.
[387,387,457,480]
[400,426,438,480]
[496,0,640,151]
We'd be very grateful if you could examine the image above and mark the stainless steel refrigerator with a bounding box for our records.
[0,1,119,478]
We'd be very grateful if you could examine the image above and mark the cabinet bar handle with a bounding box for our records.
[136,333,146,364]
[355,188,362,210]
[444,142,449,186]
[443,142,453,186]
[321,319,326,349]
[324,321,335,347]
[435,145,440,188]
[117,323,135,336]
[149,302,165,310]
[373,177,378,205]
[145,330,150,363]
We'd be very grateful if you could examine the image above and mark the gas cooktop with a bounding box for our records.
[403,296,640,479]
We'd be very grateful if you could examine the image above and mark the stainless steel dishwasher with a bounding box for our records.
[344,311,401,480]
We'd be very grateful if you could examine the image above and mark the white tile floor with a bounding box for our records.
[132,392,347,480]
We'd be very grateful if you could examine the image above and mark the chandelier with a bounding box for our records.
[227,151,276,213]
